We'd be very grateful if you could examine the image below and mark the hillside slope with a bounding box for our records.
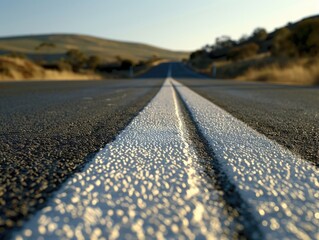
[0,34,189,62]
[189,14,319,85]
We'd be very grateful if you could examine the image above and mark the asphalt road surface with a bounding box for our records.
[1,62,319,239]
[142,62,319,166]
[0,79,162,238]
[171,63,319,167]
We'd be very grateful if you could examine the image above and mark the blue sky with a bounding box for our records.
[0,0,318,51]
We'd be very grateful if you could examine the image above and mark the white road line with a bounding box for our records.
[14,79,229,240]
[172,79,319,240]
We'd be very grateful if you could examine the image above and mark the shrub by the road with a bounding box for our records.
[57,60,73,72]
[120,59,134,70]
[87,55,101,71]
[227,43,260,61]
[271,18,319,57]
[271,28,298,57]
[66,49,87,72]
[251,27,268,42]
[292,18,319,56]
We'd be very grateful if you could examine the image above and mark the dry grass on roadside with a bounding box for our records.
[0,56,101,81]
[237,58,319,85]
[190,54,319,85]
[190,53,271,77]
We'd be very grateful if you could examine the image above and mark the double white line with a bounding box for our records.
[15,67,319,240]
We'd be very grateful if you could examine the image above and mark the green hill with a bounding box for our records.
[0,34,189,63]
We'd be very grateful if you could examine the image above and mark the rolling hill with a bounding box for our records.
[0,34,189,63]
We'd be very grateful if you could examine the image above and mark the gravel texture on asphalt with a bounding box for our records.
[13,79,232,240]
[2,62,319,239]
[174,85,262,240]
[0,79,162,239]
[172,63,319,167]
[173,79,319,239]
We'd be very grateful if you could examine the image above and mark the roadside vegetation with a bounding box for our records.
[0,55,101,81]
[189,15,319,85]
[0,48,165,81]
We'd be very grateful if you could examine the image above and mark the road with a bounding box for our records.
[0,79,162,238]
[1,62,319,239]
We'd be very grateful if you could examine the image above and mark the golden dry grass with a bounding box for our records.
[190,54,319,85]
[237,58,319,85]
[0,56,101,81]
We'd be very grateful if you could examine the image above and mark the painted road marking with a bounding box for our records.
[173,79,319,240]
[14,75,319,240]
[14,79,229,240]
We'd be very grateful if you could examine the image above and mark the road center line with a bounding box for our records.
[172,79,319,240]
[14,79,229,240]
